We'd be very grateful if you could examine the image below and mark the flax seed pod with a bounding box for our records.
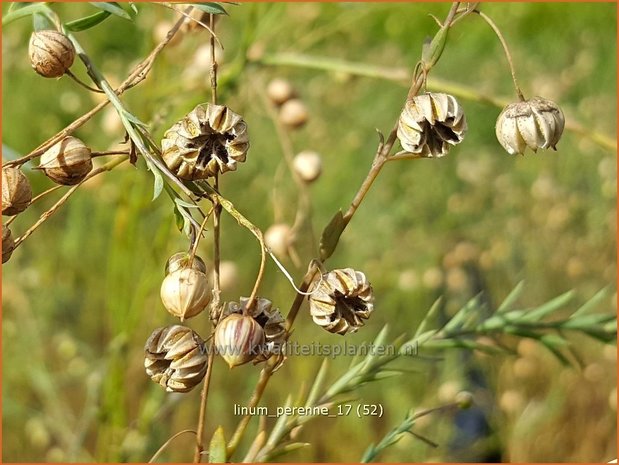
[214,313,265,368]
[144,325,208,393]
[38,136,93,185]
[2,167,32,216]
[29,30,75,78]
[2,224,15,263]
[279,99,309,128]
[160,263,211,321]
[293,150,322,183]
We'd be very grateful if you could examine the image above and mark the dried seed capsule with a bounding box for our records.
[495,97,565,155]
[144,325,208,393]
[2,224,15,264]
[293,150,322,183]
[397,92,467,157]
[215,313,265,368]
[224,297,286,367]
[267,78,295,105]
[161,103,249,180]
[165,252,207,275]
[160,266,211,321]
[29,30,75,78]
[279,99,309,128]
[309,268,374,335]
[2,167,32,216]
[38,136,92,185]
[264,224,292,257]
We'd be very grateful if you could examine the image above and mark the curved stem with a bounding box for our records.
[65,69,105,93]
[476,10,525,101]
[149,430,197,463]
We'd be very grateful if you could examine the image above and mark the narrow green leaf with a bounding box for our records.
[267,395,293,448]
[497,281,525,313]
[2,3,50,25]
[89,2,132,20]
[188,2,229,16]
[319,209,346,261]
[208,426,226,463]
[144,160,164,200]
[571,287,610,318]
[521,290,574,321]
[306,359,329,408]
[266,442,310,460]
[64,10,111,32]
[9,3,30,13]
[413,297,443,339]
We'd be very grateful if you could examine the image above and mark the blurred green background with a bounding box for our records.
[2,2,617,462]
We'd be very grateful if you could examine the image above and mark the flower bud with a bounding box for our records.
[38,136,92,185]
[215,313,265,367]
[165,252,207,275]
[160,266,211,321]
[144,325,208,393]
[279,99,308,128]
[2,167,32,216]
[29,30,75,78]
[265,223,292,257]
[2,224,15,264]
[309,268,374,335]
[267,78,295,105]
[397,92,467,157]
[293,150,322,183]
[495,97,565,155]
[162,103,249,180]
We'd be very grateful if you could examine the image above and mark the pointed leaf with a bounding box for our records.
[89,2,132,20]
[571,287,610,318]
[2,3,50,25]
[208,426,226,463]
[497,281,525,313]
[188,3,229,16]
[319,209,346,260]
[521,290,574,321]
[64,10,111,32]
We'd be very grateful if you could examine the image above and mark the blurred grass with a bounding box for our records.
[2,2,617,462]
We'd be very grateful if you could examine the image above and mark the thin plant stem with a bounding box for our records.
[149,429,197,463]
[13,155,128,249]
[194,15,222,462]
[91,150,131,158]
[4,184,63,227]
[65,69,104,93]
[476,10,525,101]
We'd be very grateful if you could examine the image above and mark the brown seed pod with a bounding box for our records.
[214,313,265,368]
[38,136,92,185]
[495,97,565,155]
[224,297,286,367]
[293,150,322,183]
[161,103,249,180]
[165,252,207,275]
[309,268,374,335]
[2,167,32,216]
[267,78,295,106]
[160,266,212,321]
[144,325,208,393]
[2,224,15,264]
[279,99,309,128]
[29,30,75,78]
[397,92,467,157]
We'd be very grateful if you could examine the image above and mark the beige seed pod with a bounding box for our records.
[397,92,467,157]
[214,313,265,368]
[309,268,374,335]
[161,103,249,180]
[224,297,286,367]
[160,267,212,321]
[265,224,292,257]
[29,30,75,78]
[293,150,322,183]
[165,252,207,275]
[267,78,295,105]
[144,325,208,393]
[38,136,92,185]
[495,97,565,155]
[2,224,15,264]
[2,167,32,216]
[279,99,309,128]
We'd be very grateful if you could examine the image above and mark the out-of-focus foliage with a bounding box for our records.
[2,3,616,462]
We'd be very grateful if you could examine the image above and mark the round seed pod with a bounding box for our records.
[2,224,15,264]
[161,103,249,180]
[279,99,309,128]
[267,78,295,106]
[29,30,75,78]
[397,92,467,157]
[144,325,208,393]
[39,136,92,185]
[265,224,292,257]
[215,313,265,368]
[165,252,207,275]
[309,268,374,335]
[293,150,322,183]
[160,266,212,321]
[2,167,32,216]
[495,97,565,155]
